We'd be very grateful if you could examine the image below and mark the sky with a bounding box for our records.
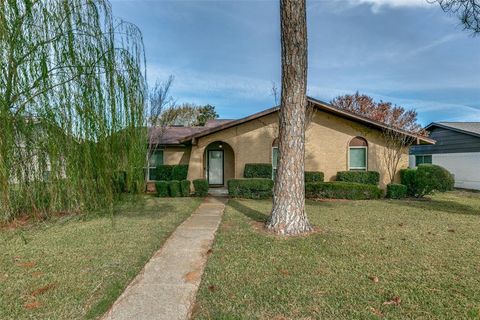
[110,0,480,126]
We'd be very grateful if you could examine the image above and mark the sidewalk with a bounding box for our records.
[102,197,226,320]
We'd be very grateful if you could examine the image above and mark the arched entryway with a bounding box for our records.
[203,141,235,186]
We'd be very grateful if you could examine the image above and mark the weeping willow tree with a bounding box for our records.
[0,0,147,221]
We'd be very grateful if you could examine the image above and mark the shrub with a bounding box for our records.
[156,165,174,181]
[305,171,324,183]
[401,165,454,197]
[305,182,382,200]
[244,163,272,179]
[228,178,274,199]
[155,181,169,197]
[168,180,181,197]
[180,180,191,197]
[172,165,189,181]
[400,168,418,196]
[193,179,209,197]
[417,164,455,195]
[386,183,407,199]
[336,171,380,185]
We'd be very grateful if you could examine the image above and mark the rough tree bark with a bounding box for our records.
[266,0,312,235]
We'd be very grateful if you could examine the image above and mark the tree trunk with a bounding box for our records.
[266,0,312,235]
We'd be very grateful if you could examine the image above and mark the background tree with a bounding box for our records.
[160,103,218,126]
[431,0,480,34]
[331,92,424,134]
[266,0,312,235]
[0,0,146,220]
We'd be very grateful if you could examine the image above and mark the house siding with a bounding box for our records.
[410,127,480,155]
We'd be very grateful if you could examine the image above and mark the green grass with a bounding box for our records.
[0,196,201,319]
[194,191,480,319]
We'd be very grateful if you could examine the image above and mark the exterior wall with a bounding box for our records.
[163,146,191,165]
[185,110,409,188]
[411,127,480,155]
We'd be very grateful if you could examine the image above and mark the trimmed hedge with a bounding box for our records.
[155,165,188,181]
[155,181,169,197]
[168,180,181,197]
[228,178,274,199]
[180,180,191,197]
[401,164,454,197]
[336,171,380,185]
[400,168,418,196]
[172,165,189,181]
[305,182,382,200]
[244,163,273,179]
[193,179,209,197]
[386,183,407,199]
[156,165,174,181]
[305,171,324,183]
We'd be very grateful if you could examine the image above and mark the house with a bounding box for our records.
[410,122,480,190]
[147,97,433,191]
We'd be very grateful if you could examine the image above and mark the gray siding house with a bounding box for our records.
[410,122,480,190]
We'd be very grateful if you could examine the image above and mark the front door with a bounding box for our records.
[208,150,224,185]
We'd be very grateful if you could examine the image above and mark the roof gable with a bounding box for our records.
[426,122,480,138]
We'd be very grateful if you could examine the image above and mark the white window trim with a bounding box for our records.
[415,154,432,166]
[272,146,279,180]
[348,146,368,171]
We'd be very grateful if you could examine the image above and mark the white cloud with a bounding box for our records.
[345,0,430,12]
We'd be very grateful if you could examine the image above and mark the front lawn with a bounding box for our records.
[194,191,480,319]
[0,196,201,319]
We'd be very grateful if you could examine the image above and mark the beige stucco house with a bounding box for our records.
[147,97,433,191]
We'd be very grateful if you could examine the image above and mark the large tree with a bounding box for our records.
[432,0,480,34]
[331,92,424,134]
[266,0,312,235]
[0,0,146,220]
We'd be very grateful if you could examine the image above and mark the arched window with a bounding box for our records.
[272,138,279,179]
[348,137,368,171]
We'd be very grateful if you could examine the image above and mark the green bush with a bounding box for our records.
[168,180,181,197]
[417,164,455,195]
[386,183,407,199]
[305,182,382,200]
[400,168,418,196]
[156,165,174,181]
[155,181,169,197]
[172,165,189,181]
[193,179,209,197]
[180,180,191,197]
[336,171,380,185]
[305,171,324,183]
[228,178,274,199]
[401,165,454,197]
[244,163,273,179]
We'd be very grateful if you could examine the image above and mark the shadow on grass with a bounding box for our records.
[228,200,268,222]
[393,198,480,216]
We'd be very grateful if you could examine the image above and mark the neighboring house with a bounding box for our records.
[410,122,480,190]
[147,97,433,191]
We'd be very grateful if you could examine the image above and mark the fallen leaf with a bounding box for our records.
[383,296,401,306]
[183,271,200,283]
[24,301,41,310]
[278,269,290,276]
[448,229,455,233]
[31,283,55,297]
[208,285,216,292]
[369,276,379,283]
[31,272,43,278]
[369,306,384,317]
[379,237,386,241]
[398,223,404,227]
[206,249,213,255]
[17,261,36,268]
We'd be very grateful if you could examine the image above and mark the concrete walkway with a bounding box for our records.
[102,197,226,320]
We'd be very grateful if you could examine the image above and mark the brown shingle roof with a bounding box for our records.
[148,126,206,145]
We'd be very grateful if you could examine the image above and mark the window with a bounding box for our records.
[148,150,164,180]
[272,147,279,180]
[348,137,368,171]
[415,155,432,166]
